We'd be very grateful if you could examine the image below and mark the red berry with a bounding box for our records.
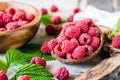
[54,67,69,80]
[5,22,18,31]
[88,27,100,37]
[0,19,5,27]
[57,35,70,44]
[62,22,75,30]
[2,13,13,24]
[67,15,74,22]
[84,45,93,55]
[73,7,81,14]
[40,8,48,15]
[17,75,30,80]
[30,57,46,67]
[26,14,35,22]
[45,24,58,35]
[50,16,62,24]
[41,42,51,54]
[50,4,58,12]
[91,36,100,50]
[17,20,28,27]
[48,39,58,51]
[0,70,8,80]
[0,11,4,19]
[83,18,94,27]
[66,53,73,60]
[6,7,15,15]
[112,35,120,49]
[0,28,6,31]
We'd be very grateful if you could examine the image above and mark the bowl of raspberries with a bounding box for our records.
[0,1,41,52]
[41,18,103,64]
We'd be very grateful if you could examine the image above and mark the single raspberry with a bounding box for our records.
[79,33,92,45]
[75,20,88,32]
[0,19,5,27]
[26,14,35,22]
[2,13,13,24]
[54,67,69,80]
[0,28,6,31]
[12,9,25,21]
[17,75,30,80]
[50,4,58,12]
[30,57,46,67]
[17,20,28,27]
[88,27,100,37]
[72,46,85,59]
[0,70,8,80]
[67,14,74,22]
[5,22,18,31]
[54,44,66,58]
[0,11,4,19]
[50,16,62,24]
[57,35,70,44]
[6,7,15,15]
[40,8,48,15]
[65,25,81,38]
[66,53,73,60]
[84,45,93,55]
[62,22,75,30]
[45,24,58,35]
[48,39,58,51]
[83,18,94,27]
[73,7,81,14]
[70,38,79,47]
[112,35,120,49]
[91,36,100,50]
[41,42,51,54]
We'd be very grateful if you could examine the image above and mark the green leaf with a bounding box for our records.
[117,18,120,32]
[41,14,52,26]
[0,59,8,72]
[5,48,24,66]
[11,64,53,80]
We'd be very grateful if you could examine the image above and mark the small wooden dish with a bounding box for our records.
[0,1,41,52]
[52,25,103,64]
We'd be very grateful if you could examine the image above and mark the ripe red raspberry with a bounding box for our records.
[0,19,5,27]
[17,20,28,27]
[88,27,100,37]
[66,53,73,60]
[17,75,30,80]
[40,8,48,15]
[54,44,66,58]
[57,35,70,44]
[48,39,58,51]
[112,35,120,49]
[30,57,46,67]
[72,46,85,59]
[0,70,8,80]
[5,22,18,31]
[79,33,92,45]
[65,25,81,38]
[50,16,62,24]
[50,4,58,12]
[84,45,93,55]
[70,38,79,47]
[0,11,4,19]
[91,36,100,50]
[75,20,88,32]
[83,18,94,27]
[45,24,58,35]
[2,13,13,24]
[62,22,75,30]
[6,7,15,15]
[54,67,69,80]
[0,28,6,31]
[26,14,35,22]
[67,14,74,22]
[41,42,51,54]
[73,7,81,14]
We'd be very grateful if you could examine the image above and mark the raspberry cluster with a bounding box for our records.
[41,18,101,60]
[0,7,35,31]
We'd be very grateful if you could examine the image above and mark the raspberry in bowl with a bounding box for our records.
[41,18,103,64]
[0,2,41,52]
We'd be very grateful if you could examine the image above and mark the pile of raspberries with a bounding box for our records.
[41,18,101,60]
[0,7,35,31]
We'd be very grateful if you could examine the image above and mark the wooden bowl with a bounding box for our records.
[52,25,103,64]
[0,1,41,52]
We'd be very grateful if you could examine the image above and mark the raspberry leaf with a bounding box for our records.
[0,59,8,72]
[117,18,120,32]
[41,14,52,26]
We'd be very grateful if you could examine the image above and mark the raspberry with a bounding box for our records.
[88,27,100,37]
[65,25,81,38]
[67,14,74,22]
[17,75,30,80]
[30,57,46,67]
[40,8,48,15]
[54,67,69,80]
[57,35,70,44]
[26,14,35,22]
[0,11,4,19]
[48,39,58,51]
[75,20,88,32]
[58,24,63,33]
[45,24,58,35]
[84,45,93,55]
[62,22,75,30]
[2,13,13,24]
[72,46,85,59]
[73,7,81,14]
[50,16,62,24]
[66,53,73,60]
[17,20,28,27]
[12,9,25,21]
[0,19,5,27]
[112,35,120,49]
[41,42,51,54]
[50,4,58,12]
[91,36,100,50]
[79,33,92,45]
[0,70,8,80]
[5,22,18,31]
[54,44,65,58]
[83,18,94,27]
[6,7,15,15]
[0,28,6,31]
[70,38,79,47]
